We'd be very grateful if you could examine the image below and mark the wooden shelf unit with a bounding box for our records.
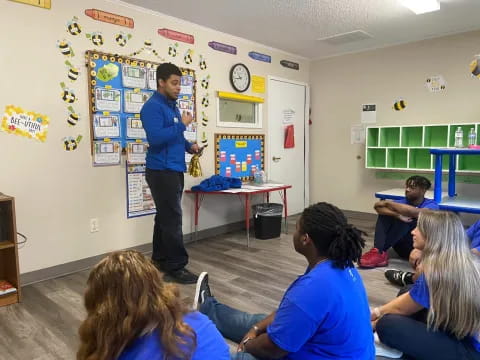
[0,195,21,307]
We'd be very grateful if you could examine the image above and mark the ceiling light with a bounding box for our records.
[400,0,440,14]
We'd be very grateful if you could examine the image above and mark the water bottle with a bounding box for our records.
[468,127,477,146]
[455,127,464,148]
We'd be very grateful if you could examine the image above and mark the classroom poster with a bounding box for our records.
[1,105,49,142]
[126,164,156,218]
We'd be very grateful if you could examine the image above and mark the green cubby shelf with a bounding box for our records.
[387,149,408,168]
[409,149,431,169]
[367,128,379,147]
[379,127,400,147]
[424,126,448,147]
[366,123,480,173]
[401,127,423,147]
[367,148,386,168]
[458,155,480,172]
[448,124,476,147]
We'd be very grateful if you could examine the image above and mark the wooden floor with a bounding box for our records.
[0,213,411,360]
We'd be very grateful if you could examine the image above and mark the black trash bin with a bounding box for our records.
[252,203,283,240]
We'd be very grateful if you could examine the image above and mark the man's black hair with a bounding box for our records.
[156,62,182,84]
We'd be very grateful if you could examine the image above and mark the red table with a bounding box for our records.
[185,184,292,247]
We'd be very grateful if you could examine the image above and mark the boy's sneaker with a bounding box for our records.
[384,269,414,287]
[359,248,389,268]
[193,272,212,310]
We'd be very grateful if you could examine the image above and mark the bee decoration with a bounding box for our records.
[86,32,104,46]
[63,135,83,151]
[115,32,132,47]
[66,16,82,36]
[201,75,210,90]
[199,55,207,70]
[57,39,74,57]
[60,82,77,104]
[168,43,178,57]
[393,99,407,111]
[65,60,80,82]
[66,106,80,126]
[184,49,193,64]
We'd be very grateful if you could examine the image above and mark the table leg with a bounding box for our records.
[245,194,250,247]
[194,193,199,241]
[448,154,457,197]
[266,192,270,203]
[284,189,288,234]
[434,154,443,203]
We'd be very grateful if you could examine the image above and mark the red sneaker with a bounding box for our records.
[359,248,388,268]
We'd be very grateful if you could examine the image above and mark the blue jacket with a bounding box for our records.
[140,92,192,172]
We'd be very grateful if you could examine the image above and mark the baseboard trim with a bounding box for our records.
[20,220,246,286]
[21,210,371,285]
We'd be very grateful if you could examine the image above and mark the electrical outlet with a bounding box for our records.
[90,218,99,233]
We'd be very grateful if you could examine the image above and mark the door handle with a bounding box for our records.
[272,156,281,162]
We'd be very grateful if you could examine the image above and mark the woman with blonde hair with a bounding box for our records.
[372,210,480,359]
[77,250,229,360]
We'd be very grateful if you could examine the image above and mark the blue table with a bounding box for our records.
[430,148,480,214]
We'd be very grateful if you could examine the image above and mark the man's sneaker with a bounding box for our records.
[359,248,389,268]
[193,272,212,310]
[164,268,198,284]
[384,269,414,287]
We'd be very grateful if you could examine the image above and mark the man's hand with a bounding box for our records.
[181,111,193,126]
[237,328,258,352]
[190,143,200,154]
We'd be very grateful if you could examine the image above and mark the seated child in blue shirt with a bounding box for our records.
[194,202,375,360]
[77,250,230,360]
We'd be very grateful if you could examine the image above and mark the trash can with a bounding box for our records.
[252,203,283,240]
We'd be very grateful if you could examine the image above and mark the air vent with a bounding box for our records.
[317,30,373,45]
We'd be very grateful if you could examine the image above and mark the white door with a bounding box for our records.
[267,77,309,216]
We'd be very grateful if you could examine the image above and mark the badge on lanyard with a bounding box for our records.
[174,117,179,123]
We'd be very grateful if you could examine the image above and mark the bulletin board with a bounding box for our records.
[215,134,265,181]
[85,50,197,167]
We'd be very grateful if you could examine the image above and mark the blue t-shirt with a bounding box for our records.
[396,198,439,211]
[118,311,230,360]
[140,92,192,172]
[267,261,375,360]
[467,221,480,251]
[410,274,480,352]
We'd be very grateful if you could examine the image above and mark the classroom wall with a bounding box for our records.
[310,30,480,214]
[0,0,309,273]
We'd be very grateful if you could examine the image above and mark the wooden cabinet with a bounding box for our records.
[0,195,21,307]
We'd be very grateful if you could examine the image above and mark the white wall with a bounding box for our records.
[0,0,309,273]
[310,30,480,214]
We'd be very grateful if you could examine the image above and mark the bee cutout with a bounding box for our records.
[199,55,207,70]
[201,75,210,90]
[63,135,83,151]
[425,75,446,93]
[66,16,82,36]
[66,106,80,126]
[201,132,208,146]
[393,99,407,111]
[201,111,208,127]
[65,60,80,82]
[168,43,178,57]
[57,39,74,57]
[470,56,480,78]
[184,49,193,64]
[60,83,77,104]
[115,32,131,47]
[201,94,210,108]
[86,32,104,46]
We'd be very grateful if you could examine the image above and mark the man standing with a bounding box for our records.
[141,63,199,284]
[359,176,439,268]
